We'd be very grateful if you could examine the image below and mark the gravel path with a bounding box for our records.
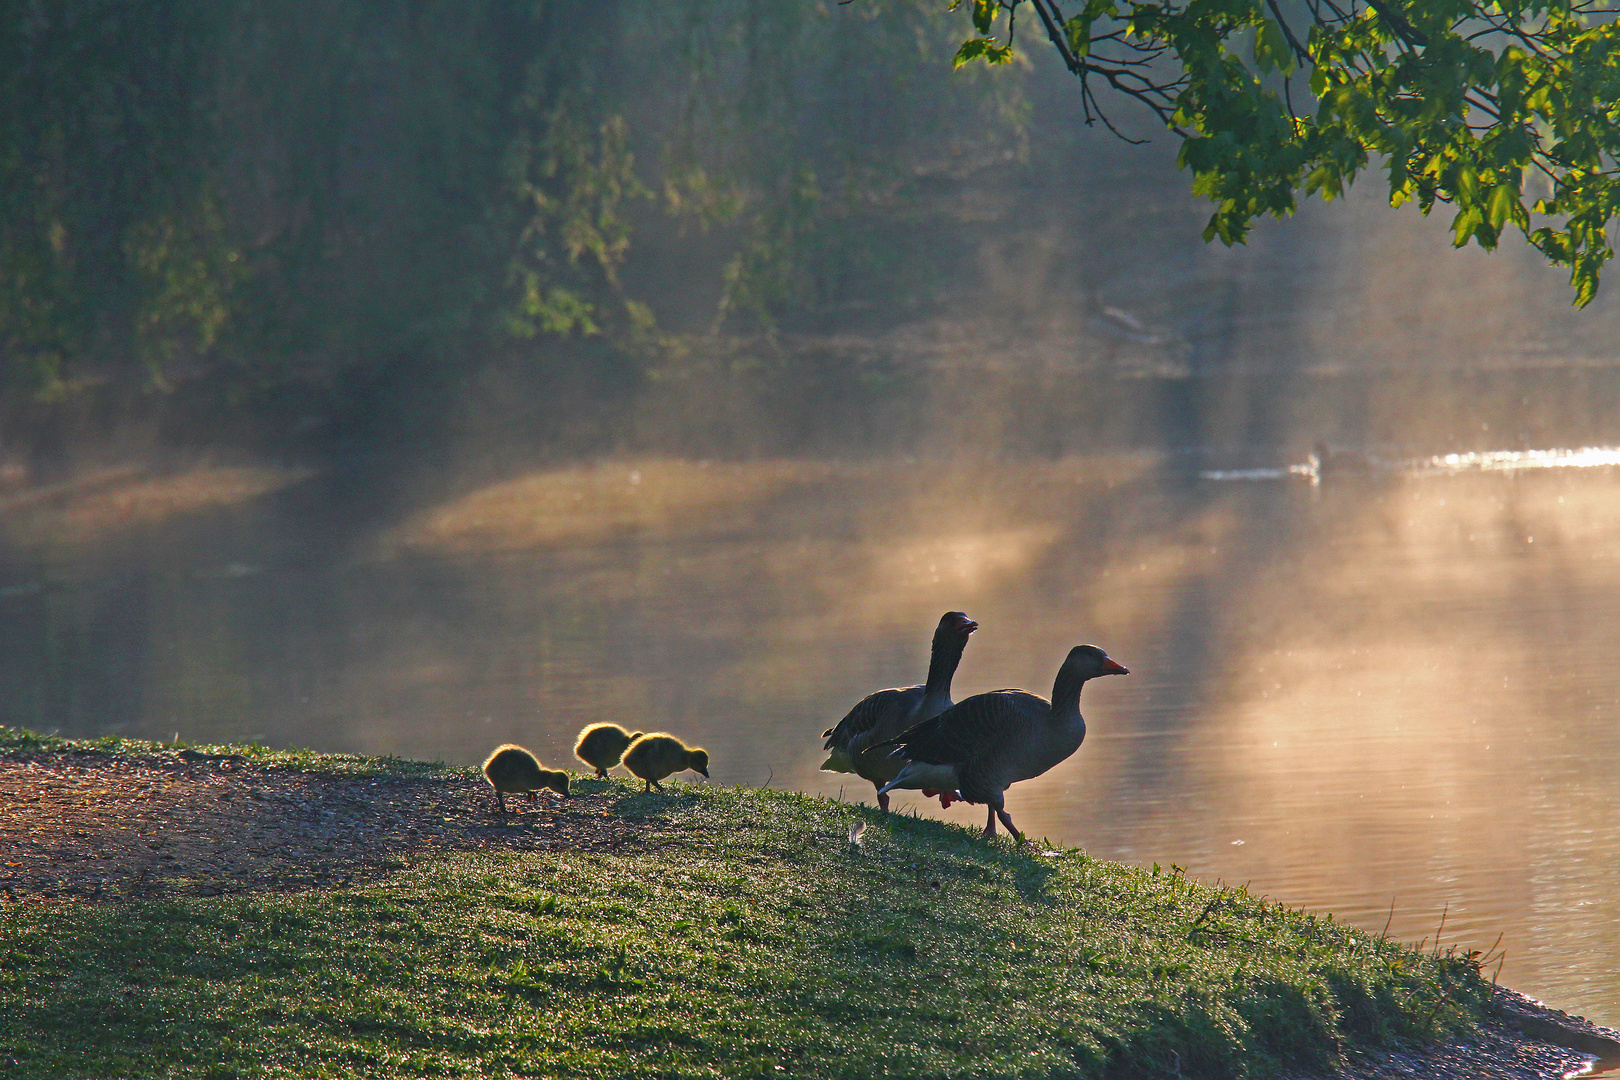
[0,746,636,902]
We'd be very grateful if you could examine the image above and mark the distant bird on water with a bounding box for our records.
[482,744,570,813]
[876,644,1128,841]
[574,723,644,778]
[820,611,978,811]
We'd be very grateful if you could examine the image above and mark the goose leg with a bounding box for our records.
[875,788,890,813]
[995,806,1022,842]
[982,805,998,839]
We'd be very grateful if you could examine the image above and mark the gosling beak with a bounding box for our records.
[1102,658,1130,676]
[699,769,711,779]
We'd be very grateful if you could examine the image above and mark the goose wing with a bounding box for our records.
[880,689,1048,766]
[823,685,924,753]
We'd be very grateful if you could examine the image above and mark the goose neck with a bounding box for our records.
[922,631,969,697]
[1049,668,1086,720]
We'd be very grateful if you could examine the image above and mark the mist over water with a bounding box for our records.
[6,38,1620,1034]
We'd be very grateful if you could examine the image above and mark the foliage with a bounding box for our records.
[654,0,1031,332]
[0,1,1030,413]
[0,760,1493,1079]
[954,0,1620,305]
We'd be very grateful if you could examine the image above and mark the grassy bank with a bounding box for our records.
[0,735,1492,1079]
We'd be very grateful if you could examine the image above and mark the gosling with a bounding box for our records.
[482,744,570,813]
[573,723,644,778]
[622,733,710,792]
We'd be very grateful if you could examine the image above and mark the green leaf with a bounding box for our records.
[953,37,1014,68]
[972,0,998,34]
[1455,166,1479,203]
[1486,184,1519,231]
[1254,19,1296,75]
[1451,205,1484,247]
[1064,15,1094,58]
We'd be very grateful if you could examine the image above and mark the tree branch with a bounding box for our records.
[1026,0,1184,131]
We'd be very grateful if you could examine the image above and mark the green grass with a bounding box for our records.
[0,741,1493,1079]
[0,725,452,780]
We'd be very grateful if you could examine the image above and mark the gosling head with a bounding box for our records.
[688,748,710,778]
[541,769,571,798]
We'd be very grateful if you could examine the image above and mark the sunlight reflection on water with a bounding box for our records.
[1203,444,1620,483]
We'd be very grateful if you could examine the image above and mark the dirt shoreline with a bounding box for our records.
[0,743,637,902]
[1301,988,1620,1080]
[3,742,1618,1079]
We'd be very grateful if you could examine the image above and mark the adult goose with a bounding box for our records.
[820,611,978,811]
[876,644,1128,840]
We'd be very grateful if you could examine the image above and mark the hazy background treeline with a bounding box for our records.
[4,0,1620,474]
[0,0,1049,464]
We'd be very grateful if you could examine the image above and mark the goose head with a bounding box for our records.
[934,611,979,645]
[1064,644,1129,681]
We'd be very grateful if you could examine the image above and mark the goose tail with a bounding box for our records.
[820,747,856,774]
